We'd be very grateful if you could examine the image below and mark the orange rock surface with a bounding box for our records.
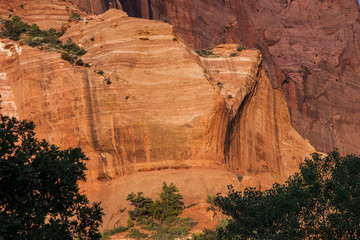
[0,1,315,229]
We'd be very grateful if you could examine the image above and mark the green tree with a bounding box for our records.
[152,182,184,221]
[215,151,360,239]
[0,114,103,239]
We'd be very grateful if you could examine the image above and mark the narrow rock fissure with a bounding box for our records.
[223,80,259,168]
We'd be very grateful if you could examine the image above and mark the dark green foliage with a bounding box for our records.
[127,229,148,239]
[0,114,103,239]
[152,182,184,221]
[61,52,74,64]
[150,217,195,240]
[195,49,218,58]
[85,63,91,68]
[127,218,135,228]
[76,58,84,66]
[127,192,154,220]
[0,16,29,41]
[215,151,360,240]
[0,16,87,66]
[102,226,128,240]
[62,38,86,56]
[236,44,247,51]
[190,229,217,240]
[104,77,112,85]
[70,11,82,21]
[126,182,194,239]
[229,52,239,57]
[95,70,105,76]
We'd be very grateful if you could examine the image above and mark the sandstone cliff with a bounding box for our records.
[0,1,315,228]
[101,0,360,155]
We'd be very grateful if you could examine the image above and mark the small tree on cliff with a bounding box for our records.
[215,151,360,239]
[0,113,103,239]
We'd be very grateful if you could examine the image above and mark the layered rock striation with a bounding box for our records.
[0,1,316,227]
[103,0,360,155]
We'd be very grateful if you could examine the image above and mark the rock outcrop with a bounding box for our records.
[72,0,122,14]
[107,0,360,155]
[0,1,315,228]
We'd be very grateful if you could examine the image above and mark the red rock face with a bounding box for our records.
[106,0,360,155]
[0,0,317,228]
[72,0,122,14]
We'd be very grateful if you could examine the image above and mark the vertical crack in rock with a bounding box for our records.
[224,80,259,169]
[83,74,110,180]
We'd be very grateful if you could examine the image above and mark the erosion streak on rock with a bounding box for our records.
[0,3,315,228]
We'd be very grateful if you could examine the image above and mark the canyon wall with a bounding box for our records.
[0,0,316,227]
[94,0,360,155]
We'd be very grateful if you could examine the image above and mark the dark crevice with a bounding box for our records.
[223,81,259,167]
[223,62,262,168]
[148,0,153,20]
[118,0,143,17]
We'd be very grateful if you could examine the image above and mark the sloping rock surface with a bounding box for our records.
[107,0,360,155]
[0,1,315,228]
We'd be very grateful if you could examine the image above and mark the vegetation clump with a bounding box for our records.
[126,182,196,239]
[195,48,218,58]
[0,108,103,239]
[69,11,82,21]
[214,151,360,239]
[236,44,248,51]
[102,226,128,240]
[127,228,148,239]
[95,70,105,76]
[229,52,239,57]
[0,16,89,66]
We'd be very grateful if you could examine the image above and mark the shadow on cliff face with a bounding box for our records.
[113,0,360,155]
[118,0,154,19]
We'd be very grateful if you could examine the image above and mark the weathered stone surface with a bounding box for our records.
[0,0,84,30]
[72,0,122,14]
[0,1,315,228]
[111,0,360,155]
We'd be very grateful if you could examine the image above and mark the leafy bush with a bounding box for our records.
[236,44,248,51]
[69,11,82,21]
[127,218,135,228]
[127,192,154,220]
[75,58,84,66]
[126,182,195,239]
[215,151,360,239]
[229,52,239,57]
[127,229,148,239]
[0,16,88,66]
[95,70,105,76]
[195,49,218,58]
[61,52,74,64]
[62,38,86,56]
[102,226,128,240]
[189,229,217,240]
[0,15,29,40]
